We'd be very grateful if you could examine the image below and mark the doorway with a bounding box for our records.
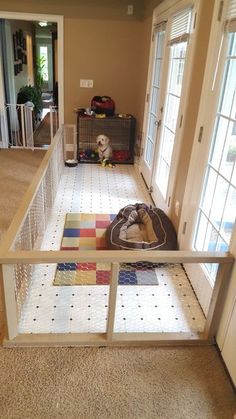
[0,11,64,144]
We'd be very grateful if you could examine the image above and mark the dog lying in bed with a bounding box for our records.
[96,134,113,161]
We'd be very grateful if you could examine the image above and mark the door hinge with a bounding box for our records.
[146,93,150,103]
[218,1,224,22]
[168,196,171,207]
[182,221,187,235]
[152,33,155,42]
[193,12,197,29]
[198,126,204,143]
[179,114,183,128]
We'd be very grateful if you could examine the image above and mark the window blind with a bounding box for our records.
[153,20,167,33]
[227,0,236,19]
[169,7,192,45]
[226,0,236,32]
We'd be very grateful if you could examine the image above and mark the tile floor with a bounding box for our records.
[18,164,206,334]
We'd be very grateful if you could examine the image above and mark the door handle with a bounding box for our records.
[155,120,161,127]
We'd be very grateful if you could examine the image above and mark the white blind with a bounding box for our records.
[226,0,236,32]
[169,7,192,44]
[226,0,236,19]
[154,20,167,33]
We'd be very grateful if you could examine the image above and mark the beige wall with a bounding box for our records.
[0,0,152,132]
[64,18,151,128]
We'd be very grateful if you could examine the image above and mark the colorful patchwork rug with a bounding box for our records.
[53,213,159,286]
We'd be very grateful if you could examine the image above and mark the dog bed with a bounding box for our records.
[106,203,178,250]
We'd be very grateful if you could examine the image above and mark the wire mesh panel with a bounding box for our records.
[77,115,136,163]
[113,263,206,334]
[14,263,33,320]
[14,262,110,334]
[8,131,65,321]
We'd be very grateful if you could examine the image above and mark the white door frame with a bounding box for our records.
[0,11,64,125]
[140,0,200,215]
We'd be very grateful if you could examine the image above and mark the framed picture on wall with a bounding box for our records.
[23,54,27,65]
[17,47,22,61]
[14,63,19,76]
[12,34,17,61]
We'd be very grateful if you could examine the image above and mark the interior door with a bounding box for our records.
[141,24,166,187]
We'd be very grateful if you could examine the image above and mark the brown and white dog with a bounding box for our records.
[96,134,113,161]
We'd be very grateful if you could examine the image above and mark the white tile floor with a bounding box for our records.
[18,164,206,334]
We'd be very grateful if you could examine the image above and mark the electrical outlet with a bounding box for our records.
[80,79,93,88]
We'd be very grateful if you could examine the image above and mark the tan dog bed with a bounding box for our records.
[106,203,178,250]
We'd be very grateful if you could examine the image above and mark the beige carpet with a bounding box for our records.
[0,150,235,419]
[0,346,235,418]
[0,148,46,240]
[0,148,46,338]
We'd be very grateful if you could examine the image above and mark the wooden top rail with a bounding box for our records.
[0,127,63,254]
[0,250,234,265]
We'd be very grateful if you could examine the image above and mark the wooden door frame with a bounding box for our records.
[0,11,64,125]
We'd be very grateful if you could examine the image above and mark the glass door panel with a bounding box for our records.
[193,32,236,282]
[155,41,187,200]
[142,29,165,186]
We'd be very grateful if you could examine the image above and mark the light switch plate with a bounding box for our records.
[80,79,93,88]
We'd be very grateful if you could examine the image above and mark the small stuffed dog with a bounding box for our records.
[96,134,113,161]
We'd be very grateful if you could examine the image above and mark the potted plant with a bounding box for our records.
[17,85,43,126]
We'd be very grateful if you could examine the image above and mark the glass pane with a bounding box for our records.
[154,59,162,87]
[209,175,229,228]
[155,41,187,199]
[220,185,236,243]
[210,116,228,170]
[148,113,156,140]
[151,87,159,113]
[194,211,208,251]
[144,30,165,167]
[165,93,180,132]
[204,222,218,251]
[200,167,217,217]
[219,120,236,180]
[39,46,48,81]
[157,31,165,58]
[158,158,169,197]
[228,32,236,57]
[216,235,228,252]
[218,58,236,117]
[232,158,236,187]
[145,139,153,166]
[161,127,174,164]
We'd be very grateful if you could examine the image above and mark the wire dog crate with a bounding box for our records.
[77,115,136,164]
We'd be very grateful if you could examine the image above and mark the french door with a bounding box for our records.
[141,6,193,214]
[179,0,236,314]
[141,25,166,186]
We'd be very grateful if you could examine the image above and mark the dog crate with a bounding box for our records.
[76,114,136,164]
